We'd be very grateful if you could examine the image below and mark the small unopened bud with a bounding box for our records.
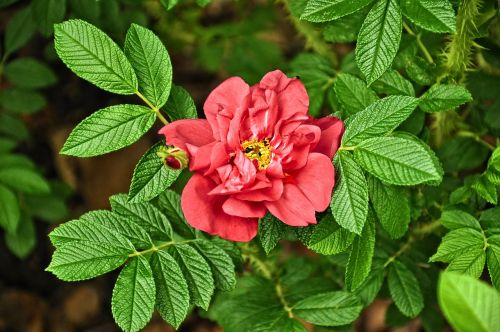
[158,146,189,170]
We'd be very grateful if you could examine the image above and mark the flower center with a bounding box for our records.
[241,138,273,170]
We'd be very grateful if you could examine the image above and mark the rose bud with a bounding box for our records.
[157,145,189,170]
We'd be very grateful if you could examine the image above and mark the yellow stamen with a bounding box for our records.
[241,138,273,170]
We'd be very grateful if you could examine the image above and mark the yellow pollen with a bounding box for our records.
[241,138,273,170]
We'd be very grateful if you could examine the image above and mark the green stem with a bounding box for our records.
[403,22,434,64]
[338,146,356,151]
[457,130,496,151]
[280,0,338,67]
[276,282,294,318]
[135,90,169,125]
[383,219,442,268]
[239,243,295,319]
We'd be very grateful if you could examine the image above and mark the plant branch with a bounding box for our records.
[457,130,496,151]
[383,219,442,268]
[239,243,295,318]
[403,22,434,64]
[135,90,169,125]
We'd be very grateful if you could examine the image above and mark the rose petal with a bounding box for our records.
[159,119,214,151]
[203,77,250,143]
[222,197,267,218]
[264,183,316,226]
[309,116,344,159]
[181,174,258,242]
[294,152,335,211]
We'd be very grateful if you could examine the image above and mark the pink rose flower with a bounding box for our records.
[160,70,344,242]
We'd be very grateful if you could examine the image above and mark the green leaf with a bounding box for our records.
[24,193,68,223]
[46,241,132,281]
[354,136,443,185]
[447,249,486,278]
[0,138,16,153]
[0,154,35,170]
[334,73,378,115]
[368,176,410,238]
[61,104,156,157]
[293,291,363,326]
[342,95,419,146]
[259,213,288,255]
[406,56,434,85]
[125,24,172,108]
[472,175,498,205]
[80,210,152,249]
[0,88,46,114]
[110,194,173,240]
[419,84,472,113]
[207,276,284,332]
[54,19,138,94]
[331,151,369,235]
[371,70,415,96]
[300,0,374,23]
[438,137,489,173]
[356,0,402,84]
[438,271,500,332]
[170,244,214,310]
[151,251,190,328]
[0,168,50,194]
[112,256,155,332]
[400,0,456,33]
[487,237,500,290]
[307,214,355,255]
[323,9,367,43]
[254,317,307,332]
[355,268,385,305]
[345,216,375,291]
[388,260,424,317]
[32,0,66,36]
[0,184,20,233]
[157,190,194,238]
[4,6,37,56]
[0,113,28,140]
[5,214,36,259]
[49,216,136,250]
[440,209,482,231]
[430,228,485,263]
[193,240,236,291]
[163,85,198,121]
[4,57,57,89]
[128,142,181,203]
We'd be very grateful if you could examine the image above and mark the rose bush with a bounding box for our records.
[160,70,344,241]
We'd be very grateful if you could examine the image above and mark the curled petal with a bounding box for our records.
[203,77,250,143]
[309,116,344,159]
[181,174,258,242]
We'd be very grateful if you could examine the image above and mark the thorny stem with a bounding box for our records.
[403,22,434,64]
[240,243,295,318]
[280,0,338,67]
[128,239,196,257]
[441,0,483,82]
[135,90,169,125]
[383,219,442,268]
